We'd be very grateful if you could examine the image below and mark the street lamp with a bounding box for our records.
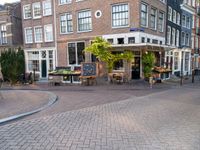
[180,51,183,86]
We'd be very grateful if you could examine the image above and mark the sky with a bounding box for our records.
[0,0,20,5]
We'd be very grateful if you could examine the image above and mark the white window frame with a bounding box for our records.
[77,9,92,32]
[44,24,53,42]
[150,7,157,30]
[32,2,41,19]
[141,3,148,27]
[23,4,32,19]
[111,3,129,28]
[60,13,73,34]
[167,26,171,45]
[59,0,72,5]
[168,6,172,21]
[43,0,52,16]
[34,26,43,43]
[25,27,33,44]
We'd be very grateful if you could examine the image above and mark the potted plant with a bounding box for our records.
[142,52,155,81]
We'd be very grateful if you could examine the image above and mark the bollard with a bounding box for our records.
[149,77,153,89]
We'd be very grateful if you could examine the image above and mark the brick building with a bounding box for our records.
[21,0,57,79]
[0,2,23,53]
[56,0,167,80]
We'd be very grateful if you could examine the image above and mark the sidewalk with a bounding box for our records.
[0,89,57,124]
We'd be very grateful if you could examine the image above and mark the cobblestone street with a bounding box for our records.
[0,86,200,150]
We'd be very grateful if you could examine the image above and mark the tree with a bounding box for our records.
[0,47,25,85]
[85,37,134,73]
[142,52,156,78]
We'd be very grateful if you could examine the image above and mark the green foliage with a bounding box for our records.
[0,47,25,84]
[85,37,134,72]
[142,52,155,78]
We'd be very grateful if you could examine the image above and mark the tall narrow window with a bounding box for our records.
[112,3,129,27]
[182,32,185,45]
[43,0,52,16]
[32,2,41,19]
[0,25,7,44]
[185,33,189,46]
[158,12,164,32]
[167,26,171,45]
[34,26,43,43]
[182,15,186,27]
[23,4,31,19]
[173,10,176,23]
[25,28,33,43]
[44,24,53,42]
[176,30,179,47]
[168,6,172,21]
[141,3,148,27]
[78,10,92,32]
[172,28,176,46]
[150,8,157,29]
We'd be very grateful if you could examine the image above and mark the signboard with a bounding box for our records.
[81,63,97,77]
[130,28,144,32]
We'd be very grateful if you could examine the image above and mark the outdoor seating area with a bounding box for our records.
[108,72,129,84]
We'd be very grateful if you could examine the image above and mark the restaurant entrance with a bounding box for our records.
[131,57,140,79]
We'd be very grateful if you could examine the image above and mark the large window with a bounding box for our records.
[25,28,33,43]
[150,8,157,29]
[78,10,92,32]
[32,2,41,19]
[167,26,171,45]
[112,3,129,28]
[141,3,148,27]
[60,13,73,33]
[23,4,31,19]
[0,24,7,44]
[43,0,52,16]
[68,42,85,65]
[158,12,164,32]
[44,24,53,42]
[27,51,39,71]
[34,26,43,43]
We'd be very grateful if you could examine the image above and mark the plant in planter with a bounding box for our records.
[142,52,156,79]
[85,37,134,73]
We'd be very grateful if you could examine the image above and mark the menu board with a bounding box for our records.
[81,63,97,77]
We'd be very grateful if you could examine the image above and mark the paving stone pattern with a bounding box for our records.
[0,88,200,150]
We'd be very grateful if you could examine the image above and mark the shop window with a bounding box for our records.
[117,38,124,44]
[128,37,135,44]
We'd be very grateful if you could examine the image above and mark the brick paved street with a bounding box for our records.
[0,85,200,150]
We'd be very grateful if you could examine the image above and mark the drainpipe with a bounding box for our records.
[53,0,58,68]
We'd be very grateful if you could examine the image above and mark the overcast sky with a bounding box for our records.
[0,0,20,5]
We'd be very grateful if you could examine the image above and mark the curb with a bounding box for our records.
[0,91,58,124]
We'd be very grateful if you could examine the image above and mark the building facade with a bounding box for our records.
[21,0,57,79]
[0,3,23,53]
[56,0,167,80]
[180,0,193,76]
[192,0,200,74]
